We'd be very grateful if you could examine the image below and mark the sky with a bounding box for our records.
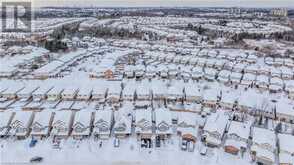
[2,0,294,8]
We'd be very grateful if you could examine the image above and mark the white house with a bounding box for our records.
[106,82,121,102]
[92,85,108,100]
[93,110,113,139]
[202,88,220,108]
[218,70,231,83]
[30,111,54,138]
[134,65,145,78]
[202,112,228,147]
[155,108,172,139]
[122,82,136,101]
[256,75,269,90]
[269,77,283,93]
[251,127,276,165]
[61,87,79,100]
[168,64,179,78]
[280,66,293,80]
[32,86,53,101]
[47,87,64,101]
[76,86,93,101]
[230,72,243,84]
[191,67,204,80]
[1,86,24,99]
[145,65,157,78]
[278,133,294,165]
[151,80,167,100]
[51,110,74,138]
[0,100,16,111]
[71,110,93,139]
[275,99,294,124]
[167,84,184,102]
[55,101,74,111]
[224,121,251,155]
[184,84,202,103]
[22,101,44,111]
[219,90,240,110]
[113,113,132,138]
[0,111,15,137]
[135,109,153,140]
[285,80,294,100]
[204,68,217,81]
[241,73,256,86]
[9,111,34,139]
[177,112,197,143]
[136,82,151,101]
[124,65,135,78]
[17,86,39,100]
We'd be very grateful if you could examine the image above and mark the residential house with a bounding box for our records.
[136,82,151,101]
[9,111,34,139]
[17,86,39,100]
[47,87,64,101]
[22,101,44,111]
[204,68,217,81]
[191,67,204,80]
[61,87,79,100]
[275,99,294,124]
[218,70,231,84]
[224,121,251,155]
[76,86,93,101]
[113,114,132,138]
[32,86,53,101]
[93,110,113,139]
[71,110,94,139]
[184,84,202,103]
[135,109,153,140]
[177,112,197,143]
[202,88,220,108]
[278,133,294,165]
[0,112,15,137]
[241,73,256,86]
[155,108,172,139]
[167,85,184,102]
[202,112,228,147]
[256,75,269,90]
[30,111,54,138]
[106,82,121,102]
[251,127,276,165]
[1,86,24,99]
[122,82,136,101]
[51,111,74,139]
[91,84,108,100]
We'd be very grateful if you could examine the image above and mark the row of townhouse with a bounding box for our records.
[202,112,294,165]
[145,49,259,66]
[0,108,176,141]
[1,82,293,124]
[123,60,294,97]
[0,82,116,102]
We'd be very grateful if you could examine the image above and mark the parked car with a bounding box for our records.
[114,138,120,148]
[29,139,38,148]
[200,146,207,155]
[30,156,43,163]
[187,141,195,152]
[181,140,187,151]
[156,136,161,148]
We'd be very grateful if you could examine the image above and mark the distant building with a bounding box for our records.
[271,8,288,17]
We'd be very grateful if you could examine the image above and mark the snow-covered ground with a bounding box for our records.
[0,136,252,165]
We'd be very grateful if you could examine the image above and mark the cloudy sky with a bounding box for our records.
[3,0,294,8]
